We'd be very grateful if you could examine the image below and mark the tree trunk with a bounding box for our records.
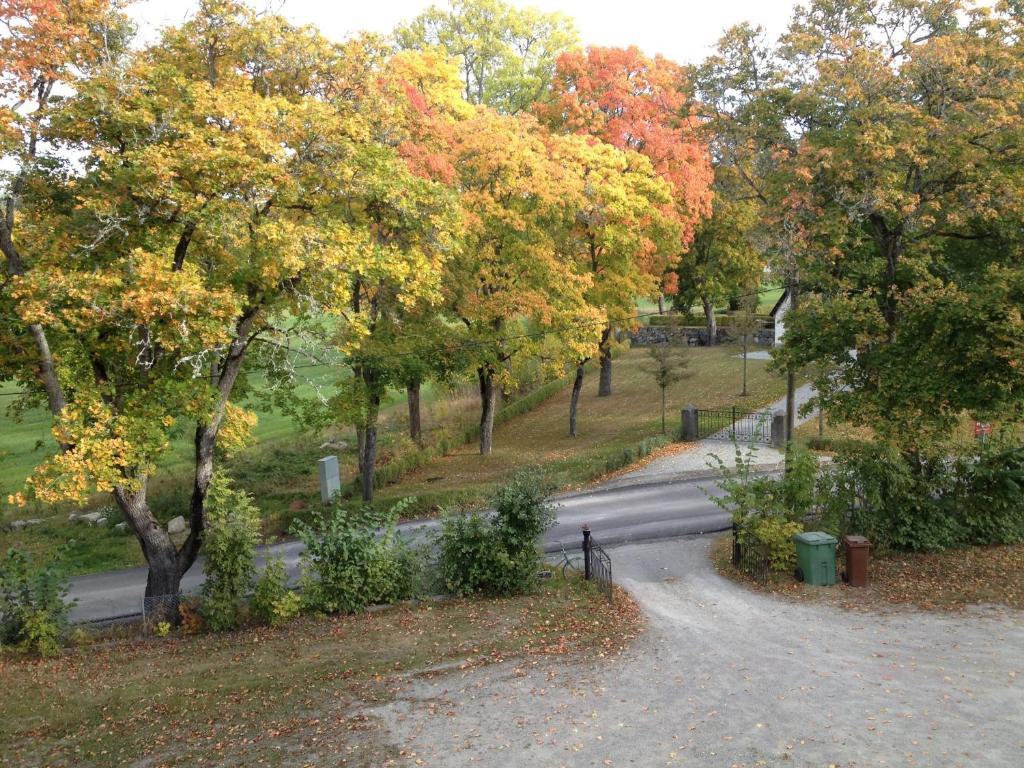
[784,276,799,451]
[661,387,667,435]
[742,343,749,397]
[113,484,182,620]
[178,308,259,575]
[1,228,69,433]
[569,361,585,437]
[359,424,378,502]
[407,380,422,445]
[597,327,613,397]
[702,296,718,346]
[657,293,665,314]
[478,366,497,455]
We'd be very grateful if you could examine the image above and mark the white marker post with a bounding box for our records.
[318,455,341,503]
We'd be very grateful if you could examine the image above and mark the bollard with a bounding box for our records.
[770,410,787,450]
[681,404,699,442]
[318,455,341,503]
[582,525,592,581]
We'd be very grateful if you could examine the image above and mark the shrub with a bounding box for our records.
[292,498,419,614]
[19,609,62,657]
[178,599,205,634]
[252,557,291,626]
[742,516,804,572]
[954,441,1024,545]
[201,473,262,631]
[816,441,961,552]
[437,470,555,597]
[0,547,73,656]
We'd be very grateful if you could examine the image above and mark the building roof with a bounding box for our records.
[769,288,791,317]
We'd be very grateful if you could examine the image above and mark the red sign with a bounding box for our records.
[974,421,992,438]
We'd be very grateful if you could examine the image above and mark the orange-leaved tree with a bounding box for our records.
[538,46,714,392]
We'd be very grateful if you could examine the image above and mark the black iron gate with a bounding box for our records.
[697,407,772,444]
[582,526,613,599]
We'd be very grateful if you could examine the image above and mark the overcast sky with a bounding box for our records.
[126,0,801,64]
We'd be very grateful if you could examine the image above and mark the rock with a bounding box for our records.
[114,522,128,532]
[319,440,348,452]
[94,517,107,527]
[7,518,42,531]
[77,511,105,525]
[167,516,188,535]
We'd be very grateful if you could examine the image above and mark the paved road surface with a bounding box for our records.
[371,538,1024,767]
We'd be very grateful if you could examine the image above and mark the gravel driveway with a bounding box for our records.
[370,538,1024,767]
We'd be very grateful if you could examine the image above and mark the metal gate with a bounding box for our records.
[582,526,613,599]
[697,407,773,444]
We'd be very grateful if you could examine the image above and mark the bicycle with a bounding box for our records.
[555,544,584,579]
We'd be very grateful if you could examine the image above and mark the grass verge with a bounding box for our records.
[0,576,643,767]
[710,533,1024,613]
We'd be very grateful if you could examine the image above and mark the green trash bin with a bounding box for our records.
[792,531,838,586]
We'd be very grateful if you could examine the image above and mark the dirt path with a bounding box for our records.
[369,538,1024,767]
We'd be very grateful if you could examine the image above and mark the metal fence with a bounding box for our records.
[582,527,613,599]
[141,594,180,626]
[698,407,773,444]
[731,523,771,585]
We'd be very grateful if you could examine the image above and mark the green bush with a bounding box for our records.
[741,517,804,572]
[817,440,965,552]
[252,557,292,626]
[201,473,262,631]
[292,498,419,614]
[19,609,63,657]
[954,442,1024,545]
[437,470,555,597]
[0,547,73,656]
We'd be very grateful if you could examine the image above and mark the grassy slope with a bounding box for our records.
[0,578,642,768]
[372,344,790,510]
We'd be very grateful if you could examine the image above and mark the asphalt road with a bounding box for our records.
[66,475,730,623]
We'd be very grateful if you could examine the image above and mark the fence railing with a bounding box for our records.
[731,523,771,585]
[582,526,613,599]
[141,594,180,626]
[697,407,773,444]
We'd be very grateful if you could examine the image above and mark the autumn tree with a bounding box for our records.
[395,0,577,114]
[773,0,1024,444]
[323,46,464,501]
[554,135,679,436]
[1,0,131,423]
[539,46,713,394]
[1,2,428,603]
[445,108,600,454]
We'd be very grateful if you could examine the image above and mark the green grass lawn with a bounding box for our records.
[1,341,788,575]
[0,577,641,767]
[371,343,790,511]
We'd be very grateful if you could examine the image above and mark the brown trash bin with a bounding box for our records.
[842,535,871,587]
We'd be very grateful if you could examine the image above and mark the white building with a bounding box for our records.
[769,288,792,347]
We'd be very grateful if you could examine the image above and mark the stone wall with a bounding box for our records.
[631,325,778,347]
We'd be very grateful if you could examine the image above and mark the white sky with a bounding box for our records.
[127,0,800,64]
